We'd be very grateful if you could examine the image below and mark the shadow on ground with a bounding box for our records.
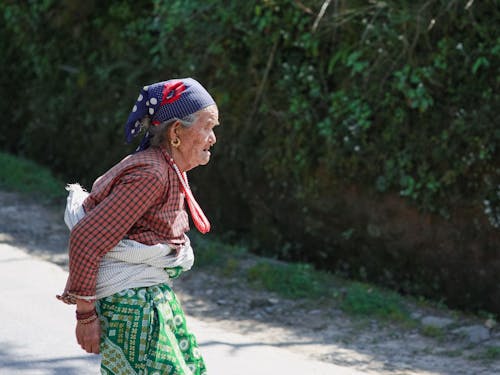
[0,341,100,375]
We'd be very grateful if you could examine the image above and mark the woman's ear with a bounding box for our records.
[167,120,182,141]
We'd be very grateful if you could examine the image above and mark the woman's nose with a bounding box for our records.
[209,130,216,145]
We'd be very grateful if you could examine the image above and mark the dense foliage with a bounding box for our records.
[1,0,498,313]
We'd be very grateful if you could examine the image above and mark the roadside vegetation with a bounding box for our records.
[0,152,65,201]
[194,231,423,323]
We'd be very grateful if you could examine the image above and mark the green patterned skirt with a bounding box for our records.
[96,282,206,375]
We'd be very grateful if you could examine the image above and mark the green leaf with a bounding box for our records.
[472,57,490,74]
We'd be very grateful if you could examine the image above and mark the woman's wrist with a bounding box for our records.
[76,299,95,313]
[75,300,98,325]
[76,308,98,324]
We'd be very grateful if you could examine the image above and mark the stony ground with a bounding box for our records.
[0,190,499,375]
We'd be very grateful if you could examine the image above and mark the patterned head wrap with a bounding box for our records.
[125,78,216,151]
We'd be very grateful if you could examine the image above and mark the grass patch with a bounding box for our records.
[192,234,248,275]
[195,234,412,321]
[0,152,65,200]
[246,261,331,299]
[421,325,446,339]
[440,349,463,358]
[469,346,500,361]
[340,282,410,321]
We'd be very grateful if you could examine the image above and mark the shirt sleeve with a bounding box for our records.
[66,169,165,297]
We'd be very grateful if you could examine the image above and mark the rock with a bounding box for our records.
[485,318,497,329]
[264,306,278,314]
[309,322,329,331]
[411,312,422,320]
[249,298,274,309]
[452,325,490,343]
[253,312,263,320]
[421,316,454,329]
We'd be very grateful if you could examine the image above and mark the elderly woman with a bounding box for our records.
[57,78,219,374]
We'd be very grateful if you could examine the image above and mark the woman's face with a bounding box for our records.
[173,105,219,172]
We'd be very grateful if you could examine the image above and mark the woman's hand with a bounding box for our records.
[75,300,101,354]
[76,317,101,354]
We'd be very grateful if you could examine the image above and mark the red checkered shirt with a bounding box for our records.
[66,146,189,298]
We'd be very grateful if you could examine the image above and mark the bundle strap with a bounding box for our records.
[161,149,211,234]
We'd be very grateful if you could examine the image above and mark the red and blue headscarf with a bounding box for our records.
[125,78,215,151]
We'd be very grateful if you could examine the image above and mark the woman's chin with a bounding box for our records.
[201,151,211,164]
[191,155,210,169]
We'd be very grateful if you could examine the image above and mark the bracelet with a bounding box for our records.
[56,293,77,305]
[77,314,98,325]
[57,292,96,305]
[76,309,97,320]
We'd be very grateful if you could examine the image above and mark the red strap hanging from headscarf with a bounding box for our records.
[161,149,211,234]
[179,174,211,234]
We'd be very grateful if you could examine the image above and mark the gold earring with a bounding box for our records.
[171,138,181,148]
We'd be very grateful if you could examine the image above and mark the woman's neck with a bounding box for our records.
[161,145,188,173]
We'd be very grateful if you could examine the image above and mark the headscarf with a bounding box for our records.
[124,78,216,151]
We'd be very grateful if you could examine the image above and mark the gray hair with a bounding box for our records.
[142,113,198,148]
[142,104,216,148]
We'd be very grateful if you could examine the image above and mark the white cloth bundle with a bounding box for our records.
[64,184,194,299]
